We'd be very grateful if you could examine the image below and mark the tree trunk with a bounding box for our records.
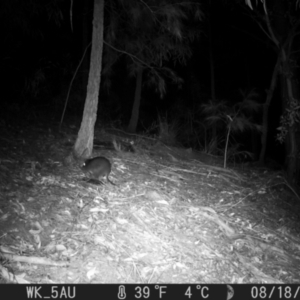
[208,0,217,152]
[208,0,216,101]
[81,0,91,98]
[74,0,104,158]
[285,123,298,182]
[282,50,300,184]
[260,0,299,182]
[259,55,280,164]
[127,66,143,133]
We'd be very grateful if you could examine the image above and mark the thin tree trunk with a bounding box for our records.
[208,0,215,101]
[208,0,217,151]
[74,0,104,158]
[285,123,297,182]
[127,66,143,133]
[259,55,280,164]
[264,0,299,183]
[249,0,299,183]
[282,51,299,183]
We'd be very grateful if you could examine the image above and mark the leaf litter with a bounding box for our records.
[0,124,300,283]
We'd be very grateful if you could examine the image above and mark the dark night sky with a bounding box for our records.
[0,0,287,161]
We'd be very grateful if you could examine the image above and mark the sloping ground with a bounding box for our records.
[0,122,300,283]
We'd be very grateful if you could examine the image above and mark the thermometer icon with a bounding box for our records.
[118,285,126,299]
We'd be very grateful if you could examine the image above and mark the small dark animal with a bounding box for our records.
[81,156,115,185]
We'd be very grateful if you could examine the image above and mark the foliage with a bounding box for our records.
[103,0,202,97]
[225,142,254,163]
[243,0,300,145]
[277,98,300,143]
[1,0,65,101]
[0,0,63,42]
[157,114,179,145]
[202,90,261,134]
[202,88,262,167]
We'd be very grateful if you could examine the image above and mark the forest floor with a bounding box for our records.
[1,118,300,285]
